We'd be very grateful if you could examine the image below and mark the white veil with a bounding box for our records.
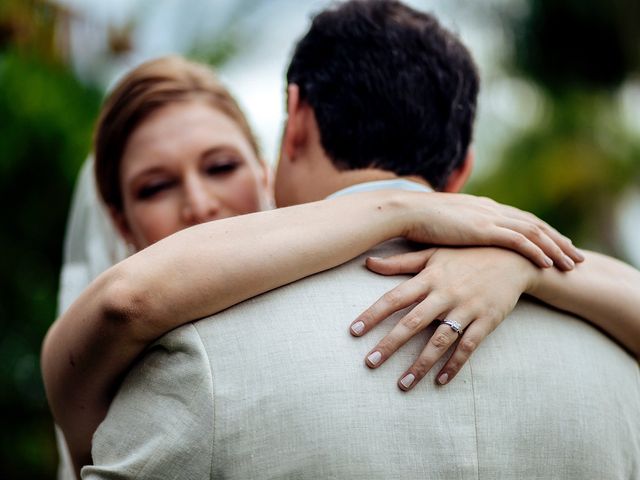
[55,156,128,480]
[57,156,128,315]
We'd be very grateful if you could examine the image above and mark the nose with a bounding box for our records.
[181,174,221,225]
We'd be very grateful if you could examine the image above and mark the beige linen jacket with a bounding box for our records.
[83,240,640,480]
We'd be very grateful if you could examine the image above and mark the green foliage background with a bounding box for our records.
[0,0,638,478]
[0,48,101,480]
[468,0,640,254]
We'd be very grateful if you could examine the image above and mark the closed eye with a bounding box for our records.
[204,162,238,176]
[136,180,175,200]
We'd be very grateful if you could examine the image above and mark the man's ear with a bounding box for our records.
[282,84,307,162]
[109,207,136,247]
[443,150,474,193]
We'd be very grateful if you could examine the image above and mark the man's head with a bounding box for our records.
[275,0,479,206]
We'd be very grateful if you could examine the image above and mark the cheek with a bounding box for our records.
[223,170,266,214]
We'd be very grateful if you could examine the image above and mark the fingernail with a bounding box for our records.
[574,249,585,262]
[437,373,449,385]
[564,255,575,269]
[351,321,365,335]
[367,351,382,366]
[400,373,415,389]
[544,257,553,267]
[367,256,383,262]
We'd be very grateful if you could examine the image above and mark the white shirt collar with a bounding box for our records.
[325,179,432,199]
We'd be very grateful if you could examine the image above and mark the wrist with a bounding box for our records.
[361,189,416,240]
[524,262,546,297]
[391,190,431,240]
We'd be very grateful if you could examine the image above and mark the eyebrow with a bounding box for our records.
[199,146,241,161]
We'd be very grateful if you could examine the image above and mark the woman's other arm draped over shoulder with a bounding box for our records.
[529,249,640,357]
[352,246,640,391]
[41,190,582,475]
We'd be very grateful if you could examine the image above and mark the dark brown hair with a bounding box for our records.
[287,0,479,190]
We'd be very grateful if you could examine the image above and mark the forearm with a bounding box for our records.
[527,250,640,357]
[123,191,412,340]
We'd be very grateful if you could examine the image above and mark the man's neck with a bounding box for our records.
[277,140,433,205]
[298,168,432,203]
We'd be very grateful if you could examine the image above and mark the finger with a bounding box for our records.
[500,206,584,263]
[366,249,437,276]
[484,227,554,269]
[435,319,489,385]
[364,295,449,368]
[534,221,584,263]
[350,275,432,336]
[498,219,575,271]
[397,313,471,391]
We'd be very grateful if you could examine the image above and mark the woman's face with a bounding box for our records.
[116,100,271,250]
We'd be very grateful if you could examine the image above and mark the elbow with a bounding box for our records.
[99,266,151,338]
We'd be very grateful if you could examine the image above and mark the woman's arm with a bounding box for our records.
[527,249,640,356]
[351,247,640,391]
[41,190,581,475]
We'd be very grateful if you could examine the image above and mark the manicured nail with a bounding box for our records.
[574,249,585,262]
[400,373,415,389]
[367,256,383,262]
[544,257,553,268]
[351,321,365,335]
[437,373,449,385]
[367,351,382,366]
[564,255,575,269]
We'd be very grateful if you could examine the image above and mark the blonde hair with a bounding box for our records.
[94,55,260,211]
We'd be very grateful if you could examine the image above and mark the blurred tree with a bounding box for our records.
[0,1,102,478]
[189,0,258,67]
[514,0,639,93]
[469,0,640,258]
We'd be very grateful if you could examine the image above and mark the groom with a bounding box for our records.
[84,1,639,478]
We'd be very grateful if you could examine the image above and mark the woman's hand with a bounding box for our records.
[349,247,539,391]
[400,192,583,271]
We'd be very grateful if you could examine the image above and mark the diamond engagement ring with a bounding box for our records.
[442,319,463,335]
